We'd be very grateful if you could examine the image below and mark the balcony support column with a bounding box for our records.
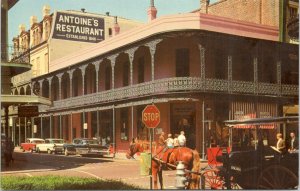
[253,57,258,94]
[109,55,117,89]
[57,73,63,100]
[80,65,88,95]
[126,47,138,85]
[93,60,101,92]
[47,77,53,100]
[49,115,52,138]
[68,69,74,98]
[40,116,43,139]
[146,39,162,81]
[24,117,27,141]
[59,114,62,139]
[198,44,206,89]
[227,55,232,93]
[38,80,43,96]
[277,61,281,96]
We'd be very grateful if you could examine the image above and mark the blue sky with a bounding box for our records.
[8,0,218,43]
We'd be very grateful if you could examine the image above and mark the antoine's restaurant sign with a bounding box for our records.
[52,12,105,43]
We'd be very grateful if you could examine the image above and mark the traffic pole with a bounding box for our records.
[150,133,152,189]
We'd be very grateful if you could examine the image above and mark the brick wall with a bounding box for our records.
[200,0,279,27]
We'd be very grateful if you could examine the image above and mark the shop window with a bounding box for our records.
[176,48,190,77]
[120,109,129,141]
[138,57,144,83]
[123,61,129,86]
[137,106,148,141]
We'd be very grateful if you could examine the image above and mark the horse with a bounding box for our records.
[126,142,201,189]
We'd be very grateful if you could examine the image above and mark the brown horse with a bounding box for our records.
[126,143,201,189]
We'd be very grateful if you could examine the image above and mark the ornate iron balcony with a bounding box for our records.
[287,14,299,40]
[40,77,298,112]
[1,44,30,64]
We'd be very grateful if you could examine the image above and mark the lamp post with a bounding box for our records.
[27,120,31,139]
[202,100,211,160]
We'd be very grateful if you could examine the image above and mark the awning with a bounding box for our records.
[224,116,299,129]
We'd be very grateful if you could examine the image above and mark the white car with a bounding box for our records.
[36,138,65,154]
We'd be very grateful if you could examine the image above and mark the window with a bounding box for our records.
[176,48,190,77]
[36,57,40,76]
[44,53,48,73]
[120,108,129,141]
[108,28,112,36]
[138,57,144,83]
[105,66,111,90]
[123,62,129,86]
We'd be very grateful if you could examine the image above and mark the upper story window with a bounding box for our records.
[105,66,111,90]
[123,62,129,86]
[289,6,298,18]
[138,57,144,83]
[176,48,190,77]
[108,28,112,37]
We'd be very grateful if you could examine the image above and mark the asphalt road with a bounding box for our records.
[2,148,204,189]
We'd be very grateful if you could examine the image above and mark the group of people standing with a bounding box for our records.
[276,131,298,154]
[158,131,186,149]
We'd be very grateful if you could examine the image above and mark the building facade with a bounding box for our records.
[7,3,299,157]
[11,12,298,154]
[197,0,299,43]
[11,5,143,96]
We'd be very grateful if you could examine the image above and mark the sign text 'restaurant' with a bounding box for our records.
[52,12,105,43]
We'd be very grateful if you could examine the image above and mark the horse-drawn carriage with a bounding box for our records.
[127,116,298,189]
[203,116,299,189]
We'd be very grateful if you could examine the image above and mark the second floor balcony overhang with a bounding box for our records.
[39,77,298,114]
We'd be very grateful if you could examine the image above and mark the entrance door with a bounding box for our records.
[171,103,196,149]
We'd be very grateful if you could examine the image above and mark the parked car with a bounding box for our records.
[20,138,45,153]
[63,138,112,157]
[36,138,65,154]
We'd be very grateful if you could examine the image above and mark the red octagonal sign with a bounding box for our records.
[142,105,160,128]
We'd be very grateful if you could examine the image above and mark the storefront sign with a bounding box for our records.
[18,106,39,117]
[53,12,105,43]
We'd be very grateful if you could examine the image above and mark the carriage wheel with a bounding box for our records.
[202,169,224,189]
[258,165,298,189]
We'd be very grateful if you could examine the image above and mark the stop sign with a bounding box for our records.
[142,105,160,128]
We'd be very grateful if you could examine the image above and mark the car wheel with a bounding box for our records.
[47,149,52,154]
[64,148,69,156]
[21,148,25,152]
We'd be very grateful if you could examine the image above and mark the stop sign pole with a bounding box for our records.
[142,104,160,189]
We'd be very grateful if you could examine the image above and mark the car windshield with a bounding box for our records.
[33,140,45,143]
[51,140,64,143]
[85,140,99,145]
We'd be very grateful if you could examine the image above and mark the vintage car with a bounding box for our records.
[20,138,45,152]
[63,138,112,157]
[36,138,65,154]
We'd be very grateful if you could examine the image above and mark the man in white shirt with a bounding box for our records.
[178,131,186,147]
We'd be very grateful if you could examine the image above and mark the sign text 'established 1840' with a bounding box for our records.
[142,105,160,128]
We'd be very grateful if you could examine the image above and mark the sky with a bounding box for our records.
[8,0,218,43]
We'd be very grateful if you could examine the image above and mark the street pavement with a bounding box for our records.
[1,148,208,189]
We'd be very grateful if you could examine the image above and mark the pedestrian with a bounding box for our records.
[276,133,286,154]
[158,132,166,147]
[166,134,174,149]
[178,131,186,147]
[288,132,298,153]
[174,134,179,147]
